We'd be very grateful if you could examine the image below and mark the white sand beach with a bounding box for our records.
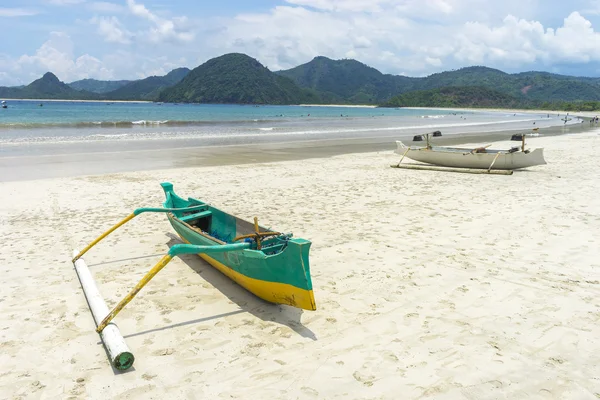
[1,132,599,399]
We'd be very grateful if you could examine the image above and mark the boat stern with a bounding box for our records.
[268,238,316,311]
[529,148,547,166]
[394,141,408,155]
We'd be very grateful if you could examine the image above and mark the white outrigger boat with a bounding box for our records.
[394,131,546,171]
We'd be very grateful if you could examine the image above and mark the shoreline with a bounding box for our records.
[0,98,153,103]
[1,122,595,182]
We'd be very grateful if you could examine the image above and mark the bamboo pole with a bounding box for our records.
[396,148,410,166]
[487,152,502,172]
[390,163,513,175]
[96,254,174,333]
[72,250,134,371]
[72,213,135,263]
[72,205,209,263]
[95,242,252,333]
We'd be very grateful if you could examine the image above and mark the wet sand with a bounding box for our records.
[0,122,592,182]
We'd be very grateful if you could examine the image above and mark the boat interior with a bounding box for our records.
[169,195,290,255]
[427,146,525,154]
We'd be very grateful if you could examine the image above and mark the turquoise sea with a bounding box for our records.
[0,100,575,156]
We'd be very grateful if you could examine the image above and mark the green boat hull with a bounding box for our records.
[161,182,316,310]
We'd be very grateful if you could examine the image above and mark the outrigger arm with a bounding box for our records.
[72,205,210,263]
[72,205,252,333]
[95,241,251,332]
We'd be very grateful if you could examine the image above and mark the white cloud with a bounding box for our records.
[456,12,600,66]
[205,1,600,76]
[3,0,600,85]
[11,32,113,83]
[91,16,132,44]
[125,0,195,43]
[0,8,38,17]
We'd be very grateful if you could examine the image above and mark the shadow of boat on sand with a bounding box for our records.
[164,233,317,341]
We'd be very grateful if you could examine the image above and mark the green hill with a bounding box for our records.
[277,56,416,104]
[68,78,131,93]
[278,59,600,104]
[3,54,600,108]
[382,86,528,108]
[162,67,191,85]
[0,72,98,100]
[419,67,600,101]
[381,85,600,111]
[104,67,190,100]
[158,53,320,104]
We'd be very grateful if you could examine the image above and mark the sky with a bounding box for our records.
[2,0,600,85]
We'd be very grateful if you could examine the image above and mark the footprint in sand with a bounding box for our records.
[300,387,319,397]
[142,373,157,381]
[152,348,175,356]
[352,371,375,387]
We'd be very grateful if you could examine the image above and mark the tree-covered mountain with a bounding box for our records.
[67,68,190,97]
[381,85,600,111]
[68,78,132,93]
[276,56,417,104]
[103,67,191,100]
[158,53,321,104]
[418,67,600,101]
[278,59,600,104]
[0,72,98,100]
[381,86,529,108]
[2,54,600,109]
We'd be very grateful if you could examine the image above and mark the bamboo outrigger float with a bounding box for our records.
[73,182,315,370]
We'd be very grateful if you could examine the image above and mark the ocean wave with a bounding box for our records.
[0,117,553,145]
[0,119,281,129]
[420,115,446,119]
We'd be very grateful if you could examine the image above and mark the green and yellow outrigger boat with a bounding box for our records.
[73,182,315,349]
[159,182,316,311]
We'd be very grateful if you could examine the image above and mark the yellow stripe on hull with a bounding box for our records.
[179,237,316,310]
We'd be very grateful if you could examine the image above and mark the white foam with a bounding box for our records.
[420,115,446,119]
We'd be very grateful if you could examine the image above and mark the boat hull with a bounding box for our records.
[395,141,546,170]
[161,183,316,311]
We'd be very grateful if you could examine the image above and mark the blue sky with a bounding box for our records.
[2,0,600,85]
